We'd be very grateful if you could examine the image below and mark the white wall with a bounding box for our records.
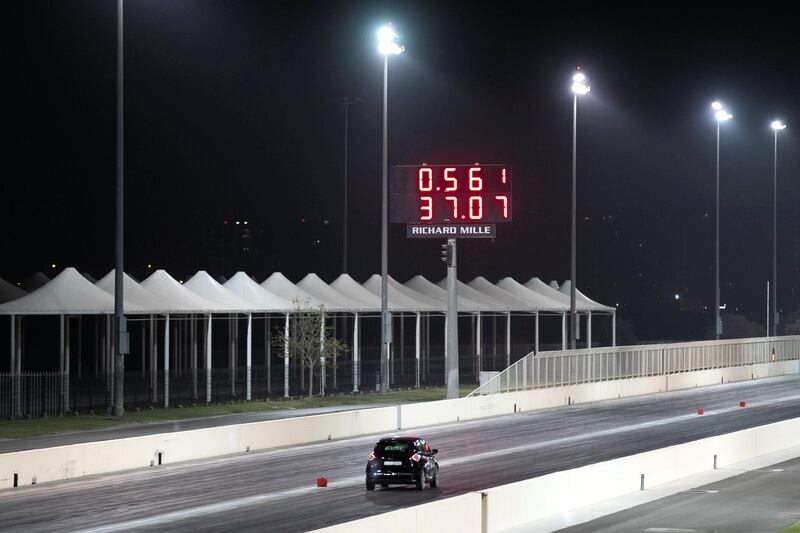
[400,361,798,430]
[482,416,800,531]
[309,492,482,533]
[0,406,397,489]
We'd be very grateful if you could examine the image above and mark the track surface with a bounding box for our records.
[556,456,800,533]
[1,376,798,533]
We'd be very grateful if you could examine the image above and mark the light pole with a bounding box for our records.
[342,96,360,275]
[570,69,589,350]
[113,0,128,416]
[712,101,732,340]
[771,120,787,336]
[377,25,403,393]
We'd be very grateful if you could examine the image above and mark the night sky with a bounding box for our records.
[2,1,798,340]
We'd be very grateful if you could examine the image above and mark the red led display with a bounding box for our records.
[390,164,512,223]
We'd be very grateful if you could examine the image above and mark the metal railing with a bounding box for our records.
[0,372,62,419]
[469,336,800,396]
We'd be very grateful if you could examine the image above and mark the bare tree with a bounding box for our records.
[273,299,347,397]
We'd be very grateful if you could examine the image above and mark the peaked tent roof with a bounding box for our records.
[525,277,572,307]
[82,272,97,283]
[140,270,218,313]
[362,274,440,312]
[467,276,532,312]
[22,272,50,292]
[388,276,444,311]
[496,277,566,312]
[297,273,372,312]
[0,267,145,315]
[96,270,174,312]
[184,271,256,312]
[224,272,294,311]
[262,272,338,310]
[404,275,490,312]
[558,280,615,312]
[0,277,27,304]
[436,278,511,311]
[329,274,382,310]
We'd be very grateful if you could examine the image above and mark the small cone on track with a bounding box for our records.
[697,408,704,415]
[739,401,746,408]
[317,477,328,487]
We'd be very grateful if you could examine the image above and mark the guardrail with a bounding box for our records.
[469,336,800,396]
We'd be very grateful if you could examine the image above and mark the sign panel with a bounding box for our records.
[390,164,512,224]
[406,224,496,238]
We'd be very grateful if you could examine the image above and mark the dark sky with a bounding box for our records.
[2,1,798,337]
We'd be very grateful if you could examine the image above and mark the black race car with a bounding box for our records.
[365,436,439,490]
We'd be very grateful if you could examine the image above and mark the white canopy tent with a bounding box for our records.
[224,272,294,310]
[494,277,570,355]
[1,266,616,416]
[0,268,145,413]
[225,272,295,398]
[0,278,26,304]
[558,279,617,349]
[21,272,50,292]
[330,274,382,309]
[362,274,440,312]
[262,272,339,310]
[96,270,172,312]
[404,275,489,312]
[185,271,260,400]
[297,274,372,312]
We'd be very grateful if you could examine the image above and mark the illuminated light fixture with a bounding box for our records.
[377,24,404,56]
[243,221,248,225]
[571,70,590,95]
[147,264,152,269]
[674,294,680,300]
[236,221,240,225]
[771,120,787,130]
[715,109,732,122]
[711,101,723,110]
[51,263,56,268]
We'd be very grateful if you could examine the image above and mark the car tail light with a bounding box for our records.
[410,453,421,462]
[368,452,376,462]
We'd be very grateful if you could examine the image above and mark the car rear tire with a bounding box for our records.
[430,469,438,488]
[415,473,425,491]
[366,478,375,491]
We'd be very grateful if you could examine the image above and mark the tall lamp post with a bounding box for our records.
[771,120,787,336]
[114,0,128,416]
[570,69,589,350]
[712,101,732,340]
[342,96,360,275]
[377,25,403,393]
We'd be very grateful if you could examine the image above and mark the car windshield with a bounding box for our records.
[376,441,413,458]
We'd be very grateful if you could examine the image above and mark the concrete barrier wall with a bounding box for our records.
[483,416,800,532]
[401,361,798,431]
[0,406,397,489]
[308,491,482,533]
[1,360,797,489]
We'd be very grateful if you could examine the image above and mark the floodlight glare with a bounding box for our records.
[771,120,787,130]
[715,110,732,122]
[571,81,590,95]
[377,24,404,55]
[572,72,586,82]
[711,101,723,110]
